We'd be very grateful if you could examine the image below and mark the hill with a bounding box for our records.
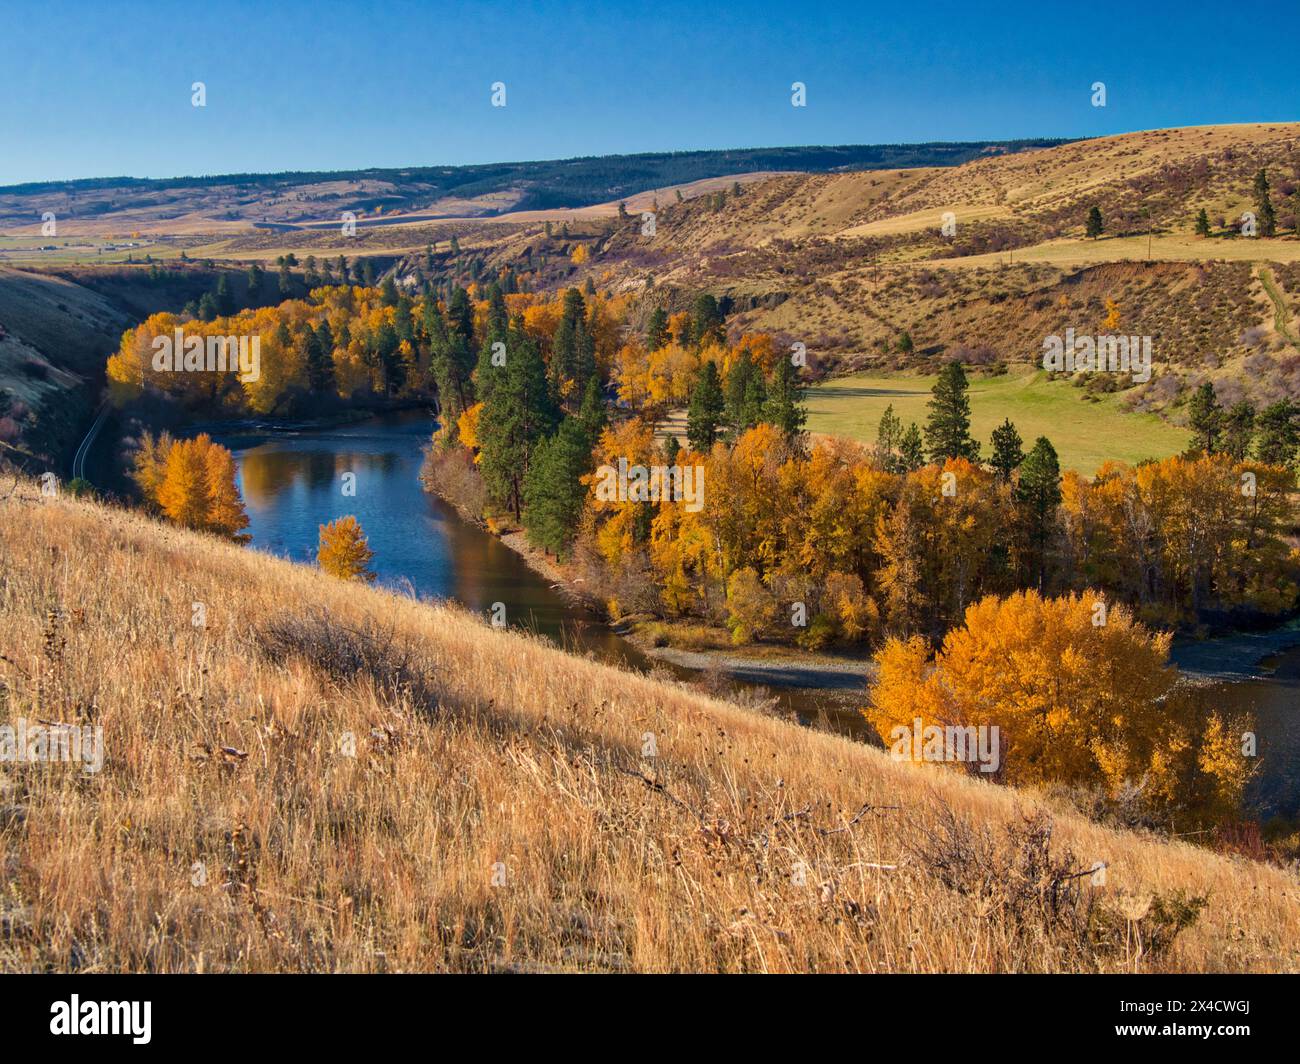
[0,140,1067,237]
[0,481,1295,972]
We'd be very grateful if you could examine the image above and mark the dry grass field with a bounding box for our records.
[1,480,1297,972]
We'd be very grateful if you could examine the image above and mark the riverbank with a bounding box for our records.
[1170,619,1300,683]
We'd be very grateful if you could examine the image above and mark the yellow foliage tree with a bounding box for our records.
[317,515,376,582]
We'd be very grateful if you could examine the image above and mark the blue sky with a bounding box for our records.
[1,0,1292,185]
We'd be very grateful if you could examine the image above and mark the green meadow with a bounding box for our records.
[803,368,1189,475]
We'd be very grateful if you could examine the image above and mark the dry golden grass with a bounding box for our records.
[1,481,1297,972]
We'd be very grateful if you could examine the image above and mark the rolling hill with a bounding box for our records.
[0,479,1295,972]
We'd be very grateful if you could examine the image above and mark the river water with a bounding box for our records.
[221,412,864,732]
[221,410,1298,817]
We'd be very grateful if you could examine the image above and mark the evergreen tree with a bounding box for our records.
[1254,400,1298,466]
[1255,169,1277,237]
[522,417,591,557]
[763,354,806,440]
[690,293,725,347]
[1221,400,1256,461]
[214,274,235,316]
[304,324,333,394]
[361,259,375,286]
[724,348,764,437]
[1086,205,1104,239]
[1195,208,1212,237]
[1016,436,1061,589]
[577,375,607,444]
[686,361,725,451]
[1187,381,1222,453]
[380,275,399,306]
[477,317,558,519]
[898,423,925,472]
[246,262,264,297]
[989,418,1024,482]
[924,361,980,462]
[645,306,669,351]
[875,404,902,471]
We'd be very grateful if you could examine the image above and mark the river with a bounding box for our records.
[221,411,867,736]
[220,410,1299,818]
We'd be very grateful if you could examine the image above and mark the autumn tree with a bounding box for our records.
[866,590,1255,823]
[317,515,376,582]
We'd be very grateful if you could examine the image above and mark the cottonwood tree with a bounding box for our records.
[317,516,375,582]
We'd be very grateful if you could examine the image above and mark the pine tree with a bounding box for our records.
[724,348,764,437]
[477,317,558,519]
[1254,400,1298,466]
[924,361,980,462]
[690,293,725,348]
[550,288,587,396]
[317,516,375,582]
[875,404,902,471]
[1221,401,1256,461]
[686,361,725,451]
[522,417,591,557]
[1195,208,1211,237]
[645,306,669,351]
[1015,436,1061,589]
[1187,382,1222,453]
[989,418,1024,482]
[1255,169,1277,237]
[380,275,399,306]
[577,375,607,444]
[898,423,925,472]
[215,274,235,316]
[306,321,335,394]
[1086,205,1104,240]
[763,354,806,440]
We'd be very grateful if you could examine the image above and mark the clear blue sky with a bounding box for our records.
[2,0,1292,185]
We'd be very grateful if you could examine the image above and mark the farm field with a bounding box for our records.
[803,367,1191,474]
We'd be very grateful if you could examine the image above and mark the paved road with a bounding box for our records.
[71,401,109,482]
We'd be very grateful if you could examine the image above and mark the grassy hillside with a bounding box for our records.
[0,481,1295,972]
[805,369,1191,473]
